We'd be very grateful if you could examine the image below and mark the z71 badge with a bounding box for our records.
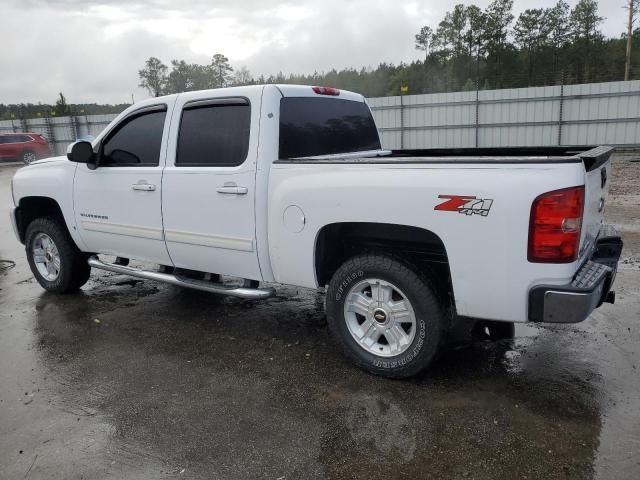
[434,195,493,217]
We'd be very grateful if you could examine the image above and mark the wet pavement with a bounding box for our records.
[1,160,639,480]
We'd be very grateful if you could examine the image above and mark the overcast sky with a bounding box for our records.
[0,0,630,104]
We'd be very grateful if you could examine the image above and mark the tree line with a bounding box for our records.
[0,97,129,122]
[136,0,638,98]
[1,0,638,120]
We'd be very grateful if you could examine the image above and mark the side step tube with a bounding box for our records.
[88,256,275,300]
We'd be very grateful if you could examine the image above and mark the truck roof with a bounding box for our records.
[145,84,365,104]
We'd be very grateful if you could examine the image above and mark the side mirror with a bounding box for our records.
[67,141,95,165]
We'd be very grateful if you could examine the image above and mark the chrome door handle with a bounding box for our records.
[132,183,156,191]
[216,185,248,195]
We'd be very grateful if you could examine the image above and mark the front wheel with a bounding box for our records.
[326,254,444,378]
[25,217,91,293]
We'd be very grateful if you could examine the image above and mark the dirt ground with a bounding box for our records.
[0,157,639,480]
[607,158,640,270]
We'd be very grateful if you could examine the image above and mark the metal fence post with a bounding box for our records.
[44,114,55,155]
[20,117,28,133]
[70,115,80,141]
[399,94,404,150]
[558,72,565,146]
[475,80,480,148]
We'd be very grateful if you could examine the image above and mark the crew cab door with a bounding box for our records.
[73,103,173,264]
[161,89,263,280]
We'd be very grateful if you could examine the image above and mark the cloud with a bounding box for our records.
[0,0,628,104]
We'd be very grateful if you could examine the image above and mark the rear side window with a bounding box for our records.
[1,134,28,143]
[101,110,166,167]
[176,101,251,167]
[9,135,24,142]
[279,97,381,159]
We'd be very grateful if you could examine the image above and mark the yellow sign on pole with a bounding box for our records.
[400,85,409,93]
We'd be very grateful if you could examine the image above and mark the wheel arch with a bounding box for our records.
[15,196,69,244]
[314,222,455,307]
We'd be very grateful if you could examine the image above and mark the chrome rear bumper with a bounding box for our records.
[529,225,622,323]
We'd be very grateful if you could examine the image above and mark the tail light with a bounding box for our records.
[528,186,584,263]
[312,86,340,96]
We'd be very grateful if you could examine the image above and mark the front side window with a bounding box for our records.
[101,109,166,167]
[279,97,381,159]
[176,101,251,167]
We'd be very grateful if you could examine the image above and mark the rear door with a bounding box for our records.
[161,88,263,280]
[73,103,173,264]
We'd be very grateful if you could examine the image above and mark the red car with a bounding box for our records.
[0,133,51,164]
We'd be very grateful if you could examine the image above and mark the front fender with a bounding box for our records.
[11,158,88,251]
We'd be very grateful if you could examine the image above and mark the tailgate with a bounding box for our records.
[580,146,614,257]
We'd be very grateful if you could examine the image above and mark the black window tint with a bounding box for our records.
[279,97,381,159]
[176,103,250,167]
[17,135,31,142]
[101,110,166,166]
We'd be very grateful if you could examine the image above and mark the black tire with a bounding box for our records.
[25,217,91,293]
[326,254,444,378]
[21,150,37,164]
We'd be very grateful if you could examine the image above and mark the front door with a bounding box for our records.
[162,90,263,280]
[73,104,173,265]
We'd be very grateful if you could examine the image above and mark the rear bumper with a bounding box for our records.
[529,225,623,323]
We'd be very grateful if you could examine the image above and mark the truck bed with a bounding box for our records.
[275,145,613,171]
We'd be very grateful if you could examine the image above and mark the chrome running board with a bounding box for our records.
[88,256,275,299]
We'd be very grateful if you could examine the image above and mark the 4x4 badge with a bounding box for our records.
[434,195,493,217]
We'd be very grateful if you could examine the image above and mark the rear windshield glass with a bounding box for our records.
[279,97,381,159]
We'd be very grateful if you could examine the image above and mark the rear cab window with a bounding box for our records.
[279,97,381,159]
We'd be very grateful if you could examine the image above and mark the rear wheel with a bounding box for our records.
[326,254,444,378]
[21,150,37,164]
[25,217,91,293]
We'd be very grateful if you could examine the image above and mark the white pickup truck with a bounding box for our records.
[10,84,622,377]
